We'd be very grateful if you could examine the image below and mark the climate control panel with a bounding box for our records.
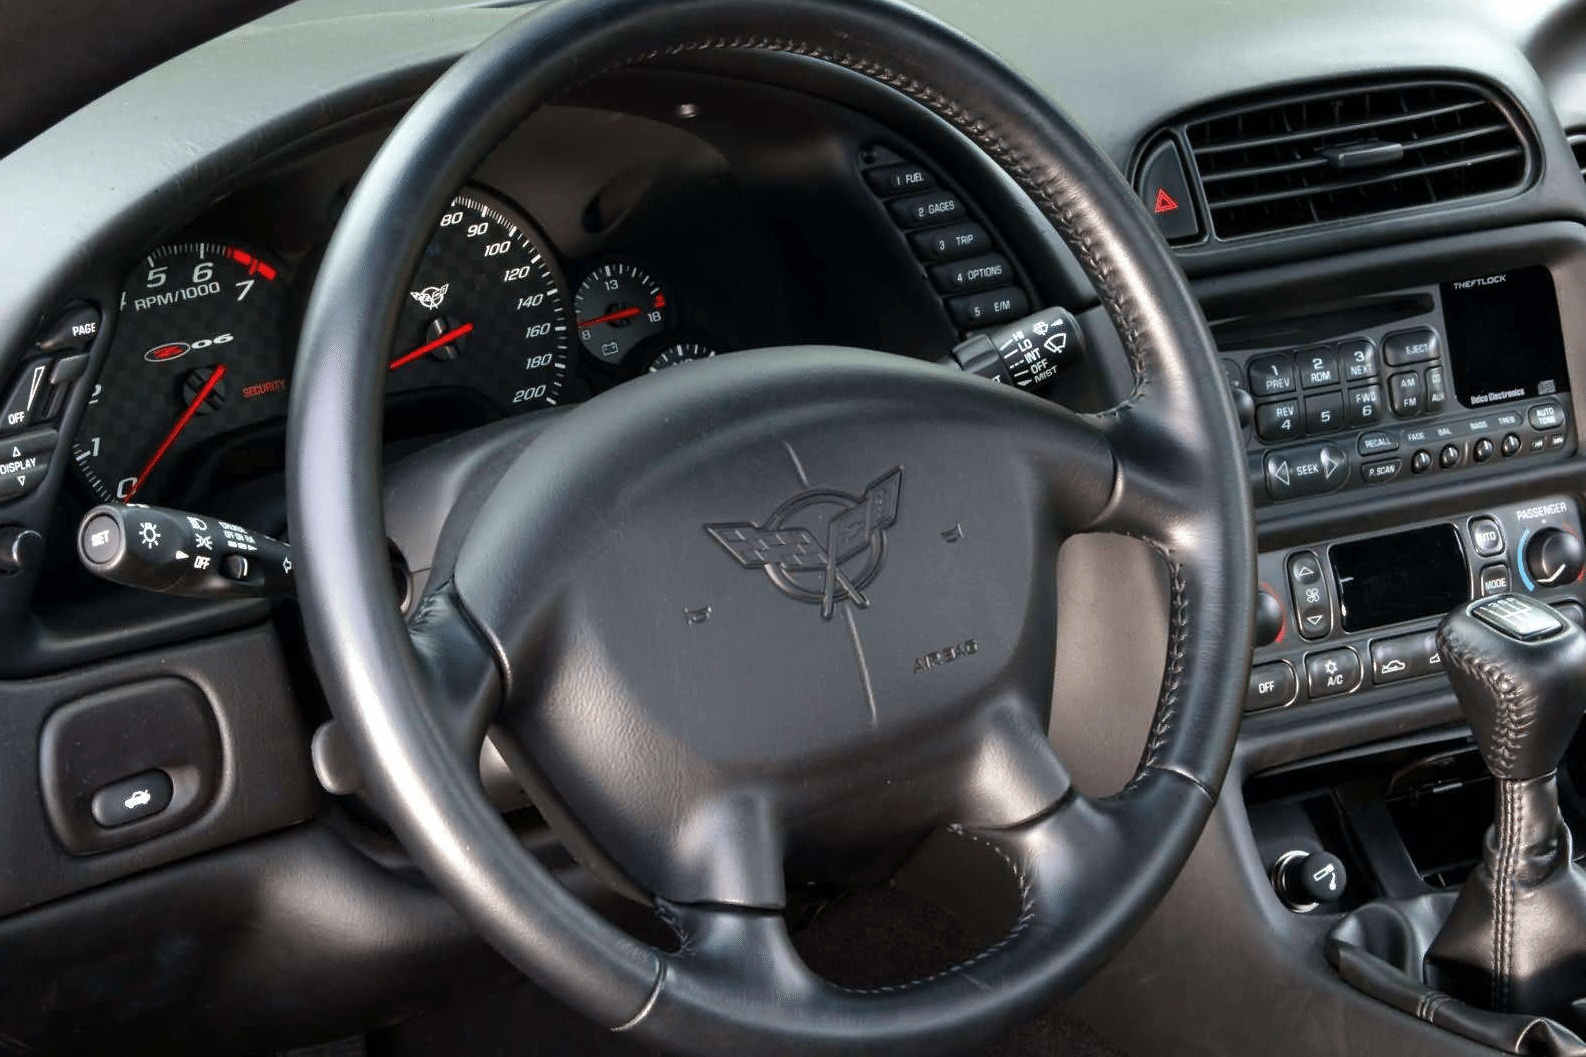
[1246,496,1585,714]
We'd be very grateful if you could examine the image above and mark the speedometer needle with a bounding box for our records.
[125,363,227,502]
[576,306,641,328]
[390,322,474,371]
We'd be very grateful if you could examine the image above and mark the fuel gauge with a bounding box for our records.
[647,341,719,373]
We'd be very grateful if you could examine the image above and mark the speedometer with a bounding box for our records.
[388,189,570,412]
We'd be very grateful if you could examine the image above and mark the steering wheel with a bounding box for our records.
[287,0,1254,1052]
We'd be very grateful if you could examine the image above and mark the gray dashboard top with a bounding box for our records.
[1,0,1585,373]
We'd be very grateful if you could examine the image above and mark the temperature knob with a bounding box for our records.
[1524,528,1585,589]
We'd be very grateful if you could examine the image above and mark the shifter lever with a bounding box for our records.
[1426,594,1586,1019]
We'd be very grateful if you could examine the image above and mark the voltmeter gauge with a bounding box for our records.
[574,262,668,364]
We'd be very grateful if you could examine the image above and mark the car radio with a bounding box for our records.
[1217,266,1575,505]
[1245,496,1586,714]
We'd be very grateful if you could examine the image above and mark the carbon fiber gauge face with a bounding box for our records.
[72,241,289,503]
[388,189,570,411]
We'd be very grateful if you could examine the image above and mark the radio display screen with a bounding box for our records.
[1442,266,1568,409]
[1331,525,1469,633]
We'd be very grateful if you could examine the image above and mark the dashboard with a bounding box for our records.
[8,1,1586,1055]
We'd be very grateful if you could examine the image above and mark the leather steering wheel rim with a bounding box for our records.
[287,0,1255,1053]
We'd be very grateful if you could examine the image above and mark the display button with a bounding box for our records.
[1305,392,1344,434]
[1289,550,1332,640]
[1361,458,1402,484]
[0,428,55,501]
[1530,401,1565,432]
[1501,432,1523,457]
[0,360,49,435]
[90,769,173,828]
[1338,338,1378,381]
[1370,633,1430,684]
[1469,516,1505,557]
[946,287,1028,328]
[908,222,990,262]
[1297,347,1339,389]
[1305,647,1362,698]
[1438,443,1462,470]
[1389,371,1423,416]
[865,163,935,195]
[1424,366,1448,415]
[1480,563,1513,597]
[1346,385,1384,428]
[1410,449,1433,474]
[1249,354,1296,397]
[1246,661,1297,712]
[928,254,1013,294]
[1135,138,1201,241]
[1472,437,1495,462]
[1358,430,1399,456]
[1256,399,1301,442]
[888,190,964,228]
[1383,327,1440,366]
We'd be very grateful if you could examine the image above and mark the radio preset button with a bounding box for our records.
[1383,327,1440,367]
[1298,347,1339,389]
[1469,516,1505,557]
[1530,401,1565,432]
[1306,647,1362,698]
[1246,661,1297,713]
[1389,371,1424,417]
[1361,458,1402,484]
[1480,563,1513,597]
[1249,354,1297,397]
[1358,430,1398,455]
[1305,392,1344,434]
[1256,399,1301,442]
[1346,385,1384,428]
[1338,338,1379,381]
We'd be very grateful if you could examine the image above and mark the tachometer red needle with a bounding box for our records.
[124,364,227,502]
[576,306,640,328]
[389,322,474,371]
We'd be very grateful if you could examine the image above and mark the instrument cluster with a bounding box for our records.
[71,184,733,510]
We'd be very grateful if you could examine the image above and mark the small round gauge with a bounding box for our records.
[574,262,668,364]
[73,241,289,504]
[647,341,719,373]
[389,189,571,412]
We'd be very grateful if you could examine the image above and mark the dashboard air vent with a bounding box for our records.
[1569,132,1586,183]
[1185,81,1529,239]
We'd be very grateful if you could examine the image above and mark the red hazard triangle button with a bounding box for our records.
[1153,188,1179,214]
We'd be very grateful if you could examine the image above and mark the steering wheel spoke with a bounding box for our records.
[406,586,502,766]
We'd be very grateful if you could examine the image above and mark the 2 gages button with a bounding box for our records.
[90,769,173,828]
[887,190,965,228]
[1245,661,1297,713]
[1306,647,1362,698]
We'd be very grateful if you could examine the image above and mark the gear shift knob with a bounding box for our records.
[1438,594,1586,781]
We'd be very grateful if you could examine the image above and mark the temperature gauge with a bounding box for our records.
[647,341,719,373]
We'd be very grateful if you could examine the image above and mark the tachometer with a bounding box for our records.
[72,241,289,503]
[387,189,570,412]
